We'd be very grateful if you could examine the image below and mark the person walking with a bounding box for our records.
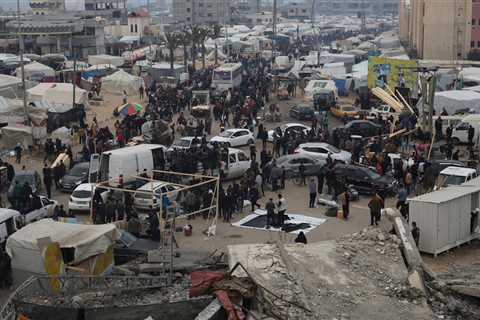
[14,143,22,164]
[42,163,52,199]
[411,221,420,247]
[249,185,261,213]
[265,198,275,229]
[317,169,324,195]
[308,178,317,208]
[277,194,287,227]
[139,85,144,100]
[339,189,350,220]
[368,192,383,226]
[468,124,475,146]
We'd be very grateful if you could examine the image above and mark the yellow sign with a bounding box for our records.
[368,57,417,89]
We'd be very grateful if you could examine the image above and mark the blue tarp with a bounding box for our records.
[333,78,347,96]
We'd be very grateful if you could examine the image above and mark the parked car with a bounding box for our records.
[274,154,326,177]
[133,181,180,211]
[334,120,382,138]
[210,128,254,147]
[427,159,466,177]
[168,136,202,151]
[7,170,42,204]
[268,123,311,142]
[294,142,352,163]
[436,166,477,189]
[332,164,397,195]
[113,230,159,265]
[331,104,359,119]
[59,162,90,192]
[289,104,315,120]
[17,196,57,225]
[369,105,397,117]
[68,183,108,213]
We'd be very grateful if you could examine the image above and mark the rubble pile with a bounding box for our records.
[425,264,480,320]
[20,276,191,308]
[336,227,425,303]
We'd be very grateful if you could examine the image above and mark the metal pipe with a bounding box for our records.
[17,0,29,126]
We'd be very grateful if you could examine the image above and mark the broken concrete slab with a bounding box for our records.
[228,233,434,320]
[449,285,480,299]
[194,298,225,320]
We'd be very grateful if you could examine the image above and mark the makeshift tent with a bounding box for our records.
[102,70,145,95]
[27,83,88,110]
[0,74,22,98]
[6,219,120,285]
[82,64,117,79]
[433,90,480,114]
[0,125,34,149]
[17,62,55,82]
[409,186,480,256]
[87,54,124,67]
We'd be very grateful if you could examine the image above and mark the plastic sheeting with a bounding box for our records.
[102,70,145,95]
[16,62,55,82]
[434,90,480,114]
[6,219,120,265]
[87,54,124,67]
[27,83,88,112]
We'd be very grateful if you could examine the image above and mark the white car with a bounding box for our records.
[20,196,58,225]
[210,129,254,147]
[294,142,352,163]
[370,105,396,117]
[68,183,107,212]
[268,123,311,142]
[168,136,202,151]
[133,181,180,211]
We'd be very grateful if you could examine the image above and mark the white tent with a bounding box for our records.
[6,219,120,284]
[88,54,124,67]
[101,69,145,95]
[27,83,89,111]
[16,62,55,81]
[433,90,480,114]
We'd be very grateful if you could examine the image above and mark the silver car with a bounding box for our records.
[273,154,326,177]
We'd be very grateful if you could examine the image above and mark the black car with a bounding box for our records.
[334,120,382,138]
[332,164,396,195]
[60,162,90,192]
[7,171,42,204]
[113,230,160,265]
[289,105,315,121]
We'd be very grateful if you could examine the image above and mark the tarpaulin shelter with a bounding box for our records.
[6,219,121,285]
[0,74,22,98]
[27,82,88,109]
[0,125,34,149]
[87,54,124,67]
[102,70,145,95]
[433,90,480,114]
[17,62,55,82]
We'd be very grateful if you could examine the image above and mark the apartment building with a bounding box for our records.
[83,0,127,21]
[172,0,231,25]
[315,0,398,16]
[401,0,473,60]
[283,1,313,20]
[30,0,65,15]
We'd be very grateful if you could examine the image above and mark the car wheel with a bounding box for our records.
[226,142,231,148]
[452,137,460,144]
[247,139,254,145]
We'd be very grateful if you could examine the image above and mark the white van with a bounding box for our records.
[0,209,21,244]
[436,166,477,189]
[90,144,167,185]
[451,114,480,144]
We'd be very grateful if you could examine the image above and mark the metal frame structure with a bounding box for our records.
[91,170,220,284]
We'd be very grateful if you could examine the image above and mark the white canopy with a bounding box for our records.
[27,83,88,112]
[16,62,55,81]
[6,219,120,274]
[102,69,144,95]
[88,54,124,67]
[434,90,480,114]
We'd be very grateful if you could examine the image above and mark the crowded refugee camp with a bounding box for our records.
[0,0,479,319]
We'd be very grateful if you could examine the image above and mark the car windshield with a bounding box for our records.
[173,139,191,147]
[119,231,137,247]
[72,190,91,198]
[365,168,381,180]
[69,165,88,176]
[326,145,340,153]
[343,106,356,111]
[439,174,466,186]
[219,131,234,137]
[13,174,35,185]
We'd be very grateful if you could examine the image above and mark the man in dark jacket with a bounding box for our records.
[265,198,275,229]
[43,163,52,198]
[368,192,383,226]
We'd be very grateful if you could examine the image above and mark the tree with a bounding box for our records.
[210,24,222,66]
[196,26,211,69]
[164,32,181,70]
[189,25,202,70]
[180,28,192,68]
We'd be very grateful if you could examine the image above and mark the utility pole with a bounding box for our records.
[272,0,277,64]
[73,45,76,109]
[17,0,28,126]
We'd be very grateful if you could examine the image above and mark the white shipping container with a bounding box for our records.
[409,186,480,257]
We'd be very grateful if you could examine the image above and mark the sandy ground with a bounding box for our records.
[1,86,479,304]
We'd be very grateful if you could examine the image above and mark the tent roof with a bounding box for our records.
[6,219,120,264]
[435,90,480,101]
[0,74,22,88]
[21,61,54,73]
[410,185,480,204]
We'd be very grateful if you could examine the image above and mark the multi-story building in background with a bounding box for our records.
[172,0,231,25]
[282,1,313,20]
[400,0,473,60]
[315,0,398,16]
[30,0,65,15]
[83,0,128,21]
